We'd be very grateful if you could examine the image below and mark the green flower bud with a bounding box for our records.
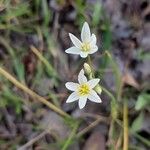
[94,85,102,94]
[84,63,92,75]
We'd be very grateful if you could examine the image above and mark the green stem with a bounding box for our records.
[87,56,92,69]
[87,55,94,77]
[129,145,142,150]
[101,86,116,102]
[62,122,79,150]
[87,55,116,102]
[108,119,115,150]
[105,51,122,101]
[30,45,58,79]
[134,133,150,147]
[87,55,117,120]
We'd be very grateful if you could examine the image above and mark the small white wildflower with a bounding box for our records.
[65,22,98,58]
[65,69,102,109]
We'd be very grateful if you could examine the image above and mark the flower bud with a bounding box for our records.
[94,85,102,94]
[84,63,92,75]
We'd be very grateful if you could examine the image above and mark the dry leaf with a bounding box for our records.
[122,71,140,89]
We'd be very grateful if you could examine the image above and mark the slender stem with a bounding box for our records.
[117,79,123,102]
[0,67,70,119]
[115,130,122,150]
[123,100,128,150]
[87,54,120,150]
[87,56,92,69]
[108,119,115,149]
[101,86,116,102]
[18,131,47,150]
[134,133,150,147]
[30,45,58,78]
[87,55,94,77]
[62,122,79,150]
[87,56,116,103]
[129,145,142,150]
[77,118,101,137]
[76,115,108,138]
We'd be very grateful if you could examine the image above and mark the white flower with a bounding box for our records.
[65,22,98,58]
[65,69,102,109]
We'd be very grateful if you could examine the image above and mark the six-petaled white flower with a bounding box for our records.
[65,22,98,58]
[65,69,102,109]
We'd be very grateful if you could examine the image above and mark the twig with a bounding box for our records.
[30,45,58,78]
[77,118,102,137]
[123,100,128,150]
[18,131,47,150]
[0,67,70,119]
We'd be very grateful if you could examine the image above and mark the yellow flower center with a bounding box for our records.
[78,84,90,96]
[81,43,90,52]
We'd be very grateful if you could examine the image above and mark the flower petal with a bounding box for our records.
[89,45,98,54]
[66,92,79,103]
[65,46,81,54]
[69,33,82,48]
[88,90,102,103]
[78,69,87,84]
[65,82,79,91]
[78,96,88,109]
[87,79,100,88]
[81,22,91,42]
[80,52,88,58]
[90,34,97,45]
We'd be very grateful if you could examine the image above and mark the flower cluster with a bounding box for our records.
[65,22,102,109]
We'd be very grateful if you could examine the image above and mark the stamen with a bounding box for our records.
[81,43,90,52]
[78,84,90,96]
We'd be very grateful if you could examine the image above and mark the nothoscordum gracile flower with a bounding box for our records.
[65,22,98,58]
[65,69,102,109]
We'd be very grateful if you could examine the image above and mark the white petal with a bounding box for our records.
[65,46,81,54]
[90,34,97,45]
[88,90,102,103]
[78,69,87,84]
[66,92,79,103]
[69,33,82,48]
[89,45,98,54]
[65,82,79,91]
[81,22,91,42]
[80,52,88,58]
[78,96,88,109]
[87,79,100,88]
